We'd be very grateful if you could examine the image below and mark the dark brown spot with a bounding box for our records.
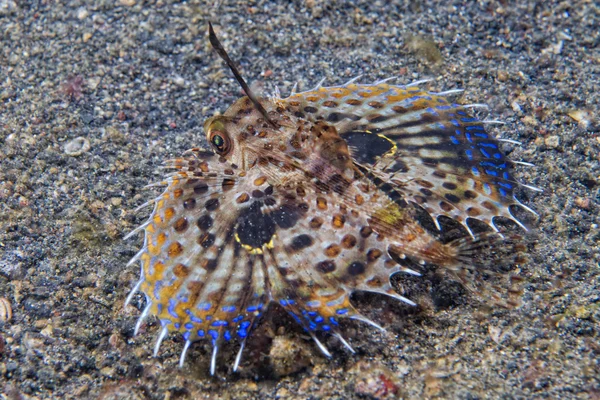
[254,176,267,186]
[315,260,336,274]
[347,261,366,276]
[264,197,277,206]
[222,178,235,191]
[202,258,218,271]
[205,198,220,211]
[289,234,314,252]
[420,188,433,197]
[360,226,373,238]
[341,234,357,249]
[265,185,274,196]
[251,190,265,198]
[324,244,342,257]
[432,170,447,179]
[193,182,209,194]
[439,201,453,212]
[173,218,189,233]
[417,179,434,189]
[296,187,306,197]
[442,182,458,190]
[323,100,338,108]
[236,193,250,203]
[445,193,461,203]
[346,99,362,106]
[197,215,213,231]
[481,201,498,212]
[392,105,408,113]
[183,198,196,210]
[464,190,478,199]
[332,214,346,228]
[467,207,481,217]
[368,101,384,108]
[173,263,190,278]
[304,106,318,113]
[168,242,183,257]
[310,217,324,229]
[367,249,383,262]
[198,232,215,248]
[316,196,328,210]
[413,195,427,204]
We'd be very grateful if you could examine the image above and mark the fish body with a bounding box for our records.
[126,80,536,374]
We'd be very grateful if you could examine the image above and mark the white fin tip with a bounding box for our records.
[498,138,522,145]
[210,344,219,376]
[126,249,146,267]
[334,332,355,354]
[482,119,506,125]
[512,160,535,167]
[350,314,386,332]
[134,303,151,336]
[432,89,464,96]
[401,267,422,277]
[521,183,543,192]
[233,341,246,372]
[405,78,433,87]
[462,103,489,110]
[344,75,363,86]
[514,201,539,217]
[385,291,417,306]
[374,76,397,85]
[124,279,143,307]
[289,82,298,96]
[311,77,327,91]
[153,326,169,357]
[311,335,332,358]
[179,340,191,368]
[124,221,151,240]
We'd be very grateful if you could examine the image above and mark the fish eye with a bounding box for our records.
[208,130,231,155]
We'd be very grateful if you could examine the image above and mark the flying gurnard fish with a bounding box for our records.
[124,23,539,375]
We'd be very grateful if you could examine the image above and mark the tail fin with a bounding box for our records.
[443,232,528,308]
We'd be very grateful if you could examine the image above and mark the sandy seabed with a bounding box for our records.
[1,1,598,399]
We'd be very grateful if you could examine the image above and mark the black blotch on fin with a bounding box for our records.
[344,131,394,165]
[236,201,276,248]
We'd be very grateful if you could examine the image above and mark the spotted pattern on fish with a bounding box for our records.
[124,79,537,374]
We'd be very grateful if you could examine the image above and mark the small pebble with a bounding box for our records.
[0,298,12,322]
[544,135,560,149]
[64,137,91,156]
[567,109,593,130]
[269,335,313,377]
[77,7,88,20]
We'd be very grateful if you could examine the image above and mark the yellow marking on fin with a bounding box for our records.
[371,202,406,227]
[377,133,398,158]
[234,233,276,255]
